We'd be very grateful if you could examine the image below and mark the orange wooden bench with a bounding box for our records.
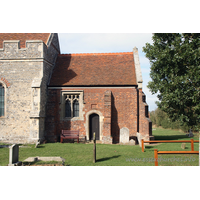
[60,130,79,143]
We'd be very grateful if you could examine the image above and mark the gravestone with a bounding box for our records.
[136,132,144,148]
[129,139,136,145]
[181,143,186,149]
[120,127,129,144]
[8,144,22,166]
[35,139,40,148]
[23,156,65,163]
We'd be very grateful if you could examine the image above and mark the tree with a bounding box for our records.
[143,33,200,136]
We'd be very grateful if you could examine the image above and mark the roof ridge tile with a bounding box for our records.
[59,52,132,56]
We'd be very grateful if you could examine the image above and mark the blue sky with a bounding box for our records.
[58,33,158,111]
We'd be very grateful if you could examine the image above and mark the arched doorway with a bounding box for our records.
[89,113,99,140]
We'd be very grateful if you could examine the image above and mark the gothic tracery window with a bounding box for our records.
[73,99,79,117]
[0,84,4,117]
[65,99,71,117]
[65,94,79,118]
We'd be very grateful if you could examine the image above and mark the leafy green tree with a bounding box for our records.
[143,33,200,135]
[150,107,200,132]
[149,110,156,125]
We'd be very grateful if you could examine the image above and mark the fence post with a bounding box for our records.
[191,139,194,151]
[141,139,144,152]
[93,132,96,163]
[154,149,158,166]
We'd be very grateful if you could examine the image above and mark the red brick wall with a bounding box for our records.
[111,88,138,143]
[138,90,152,137]
[45,87,139,143]
[103,90,111,139]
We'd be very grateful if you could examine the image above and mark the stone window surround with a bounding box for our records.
[60,90,84,121]
[0,80,7,118]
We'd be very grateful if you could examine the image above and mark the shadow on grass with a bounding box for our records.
[154,135,189,140]
[23,162,37,166]
[96,155,121,162]
[22,161,65,166]
[36,145,45,148]
[145,146,156,150]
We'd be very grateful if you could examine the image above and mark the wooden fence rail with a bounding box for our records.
[141,139,199,152]
[154,149,199,166]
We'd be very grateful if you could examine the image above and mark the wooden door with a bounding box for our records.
[89,113,99,140]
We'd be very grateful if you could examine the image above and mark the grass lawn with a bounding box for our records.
[0,127,199,166]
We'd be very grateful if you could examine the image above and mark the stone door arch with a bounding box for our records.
[85,110,104,141]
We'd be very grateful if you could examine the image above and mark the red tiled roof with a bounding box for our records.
[0,33,50,48]
[49,52,137,86]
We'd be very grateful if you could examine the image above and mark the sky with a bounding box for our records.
[58,33,158,111]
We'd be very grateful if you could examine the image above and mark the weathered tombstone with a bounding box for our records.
[129,139,136,145]
[120,127,129,144]
[35,139,40,148]
[136,132,144,148]
[181,143,186,149]
[8,144,22,166]
[23,156,65,163]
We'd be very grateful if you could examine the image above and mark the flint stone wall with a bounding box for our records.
[0,34,60,143]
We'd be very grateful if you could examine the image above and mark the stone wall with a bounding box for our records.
[0,33,60,143]
[0,59,42,143]
[133,47,153,141]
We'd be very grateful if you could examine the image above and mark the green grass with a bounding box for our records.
[148,127,199,166]
[0,128,199,166]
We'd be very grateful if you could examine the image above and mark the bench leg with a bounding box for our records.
[60,138,63,143]
[77,138,79,143]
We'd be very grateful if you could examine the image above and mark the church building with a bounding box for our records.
[0,33,153,144]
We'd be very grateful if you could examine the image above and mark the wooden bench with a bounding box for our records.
[60,130,79,143]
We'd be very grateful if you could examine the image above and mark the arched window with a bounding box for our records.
[73,99,79,117]
[65,99,71,117]
[62,93,81,119]
[0,83,4,117]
